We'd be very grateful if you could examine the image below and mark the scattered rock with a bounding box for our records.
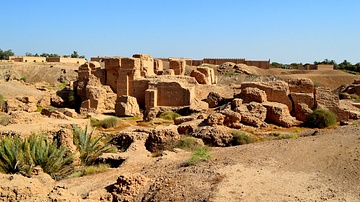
[174,115,195,125]
[142,125,180,153]
[111,173,149,202]
[191,126,232,147]
[221,109,242,129]
[263,102,296,128]
[206,112,225,126]
[240,87,267,103]
[241,80,293,111]
[190,70,207,84]
[206,92,224,108]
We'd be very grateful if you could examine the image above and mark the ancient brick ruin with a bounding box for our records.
[76,54,214,116]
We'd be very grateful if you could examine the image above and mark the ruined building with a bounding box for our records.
[76,54,215,117]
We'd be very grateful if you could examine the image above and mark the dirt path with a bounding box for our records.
[211,125,360,201]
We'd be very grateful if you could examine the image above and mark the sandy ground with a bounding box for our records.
[211,125,360,201]
[42,123,359,201]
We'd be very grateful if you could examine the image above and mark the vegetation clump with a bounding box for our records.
[158,111,181,120]
[231,132,257,146]
[184,146,212,166]
[0,134,74,179]
[73,124,117,165]
[173,136,202,152]
[90,117,119,129]
[306,108,337,129]
[0,113,10,126]
[70,164,110,178]
[0,93,5,111]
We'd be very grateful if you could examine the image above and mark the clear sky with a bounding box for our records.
[1,0,359,64]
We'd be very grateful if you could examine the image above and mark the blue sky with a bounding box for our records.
[1,0,359,64]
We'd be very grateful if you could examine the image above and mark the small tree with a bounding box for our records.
[0,49,15,60]
[71,51,79,58]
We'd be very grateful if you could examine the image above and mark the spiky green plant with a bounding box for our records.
[73,124,117,165]
[26,134,74,179]
[0,134,74,179]
[0,135,32,176]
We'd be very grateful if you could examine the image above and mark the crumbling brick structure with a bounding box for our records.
[77,54,211,115]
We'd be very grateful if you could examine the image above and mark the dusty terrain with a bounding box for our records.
[0,62,360,201]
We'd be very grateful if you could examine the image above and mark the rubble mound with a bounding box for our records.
[217,62,257,75]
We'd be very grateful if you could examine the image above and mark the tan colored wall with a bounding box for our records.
[9,56,22,62]
[60,57,86,64]
[131,79,150,108]
[244,60,270,69]
[191,60,203,66]
[156,81,194,107]
[90,57,104,62]
[46,57,86,64]
[317,64,334,70]
[104,58,121,92]
[133,54,155,77]
[145,89,157,109]
[116,58,141,97]
[10,56,46,62]
[169,59,186,75]
[154,59,163,75]
[203,58,246,65]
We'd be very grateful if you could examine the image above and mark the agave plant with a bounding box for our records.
[0,134,74,180]
[73,124,117,165]
[26,134,74,179]
[0,135,33,176]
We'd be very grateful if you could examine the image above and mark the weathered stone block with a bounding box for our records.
[115,95,141,117]
[240,87,267,103]
[287,78,314,93]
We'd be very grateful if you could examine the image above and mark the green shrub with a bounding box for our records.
[69,164,110,178]
[158,111,181,120]
[185,146,212,166]
[89,117,100,126]
[73,124,117,165]
[173,136,201,151]
[0,94,5,111]
[0,134,74,179]
[269,131,281,137]
[279,134,299,139]
[58,82,67,89]
[83,164,110,175]
[0,113,10,126]
[20,77,26,82]
[90,117,119,129]
[306,108,337,129]
[231,132,257,146]
[26,134,74,179]
[0,135,32,176]
[99,117,118,129]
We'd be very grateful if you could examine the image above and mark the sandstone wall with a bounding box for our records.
[156,81,194,107]
[169,59,186,75]
[46,57,86,64]
[104,58,121,92]
[10,56,46,62]
[133,54,155,77]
